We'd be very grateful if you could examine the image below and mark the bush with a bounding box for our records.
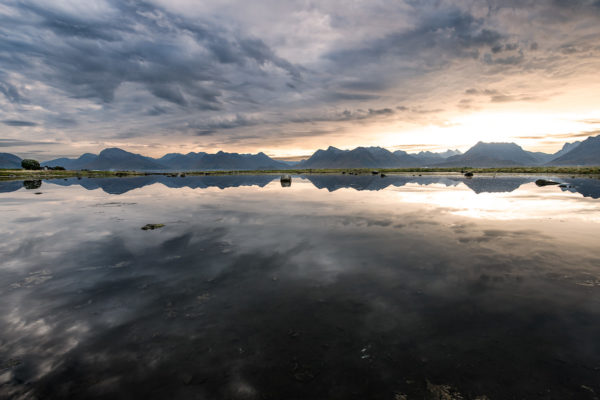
[21,159,41,170]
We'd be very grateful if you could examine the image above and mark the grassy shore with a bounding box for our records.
[192,166,600,175]
[1,166,599,181]
[0,169,145,181]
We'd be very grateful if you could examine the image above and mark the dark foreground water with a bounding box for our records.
[1,174,599,399]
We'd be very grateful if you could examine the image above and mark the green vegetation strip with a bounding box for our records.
[1,166,599,182]
[0,169,145,180]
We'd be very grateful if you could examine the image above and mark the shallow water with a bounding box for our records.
[1,174,599,399]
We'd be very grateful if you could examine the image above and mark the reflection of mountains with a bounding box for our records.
[305,175,533,193]
[306,175,600,198]
[48,175,278,195]
[1,174,599,198]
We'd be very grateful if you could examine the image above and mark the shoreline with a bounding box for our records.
[1,166,599,182]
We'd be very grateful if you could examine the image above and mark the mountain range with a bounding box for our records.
[1,134,597,170]
[295,146,424,169]
[38,148,288,171]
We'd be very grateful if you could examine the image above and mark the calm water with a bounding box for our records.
[1,174,599,399]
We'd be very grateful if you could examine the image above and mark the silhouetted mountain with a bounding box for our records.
[43,148,287,171]
[526,151,555,164]
[43,153,98,169]
[0,152,22,169]
[44,149,166,170]
[157,152,207,170]
[193,151,288,170]
[552,141,581,159]
[85,148,167,170]
[298,146,421,168]
[411,149,461,164]
[547,135,600,166]
[435,142,540,167]
[276,160,301,167]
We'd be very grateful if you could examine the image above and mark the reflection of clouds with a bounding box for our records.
[10,269,53,289]
[0,177,599,398]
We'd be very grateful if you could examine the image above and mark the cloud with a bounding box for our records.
[289,107,396,124]
[0,0,599,155]
[0,139,56,147]
[515,130,600,139]
[0,79,24,103]
[0,1,301,110]
[490,94,541,103]
[465,89,543,103]
[2,120,38,127]
[465,89,500,96]
[325,9,504,68]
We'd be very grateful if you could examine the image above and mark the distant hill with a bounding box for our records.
[548,135,600,166]
[44,148,165,170]
[88,148,167,170]
[297,146,421,168]
[552,141,581,159]
[43,153,103,169]
[411,149,461,165]
[0,152,22,169]
[435,142,540,167]
[156,152,207,170]
[43,148,287,171]
[194,151,288,170]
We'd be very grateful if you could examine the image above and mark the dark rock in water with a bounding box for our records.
[535,179,560,186]
[380,173,387,177]
[464,172,474,178]
[141,223,165,230]
[371,170,379,175]
[23,180,42,190]
[280,175,291,187]
[180,173,186,177]
[341,171,346,174]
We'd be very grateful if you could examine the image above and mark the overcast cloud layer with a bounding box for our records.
[1,0,600,159]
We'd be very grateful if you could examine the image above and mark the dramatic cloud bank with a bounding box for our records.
[1,0,600,159]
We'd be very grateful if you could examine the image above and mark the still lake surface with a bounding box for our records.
[1,174,599,399]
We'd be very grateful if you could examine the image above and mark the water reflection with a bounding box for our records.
[0,176,599,399]
[1,173,599,198]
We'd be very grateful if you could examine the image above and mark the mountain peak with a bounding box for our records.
[549,134,600,165]
[99,147,131,157]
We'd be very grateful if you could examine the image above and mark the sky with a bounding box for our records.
[1,0,600,160]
